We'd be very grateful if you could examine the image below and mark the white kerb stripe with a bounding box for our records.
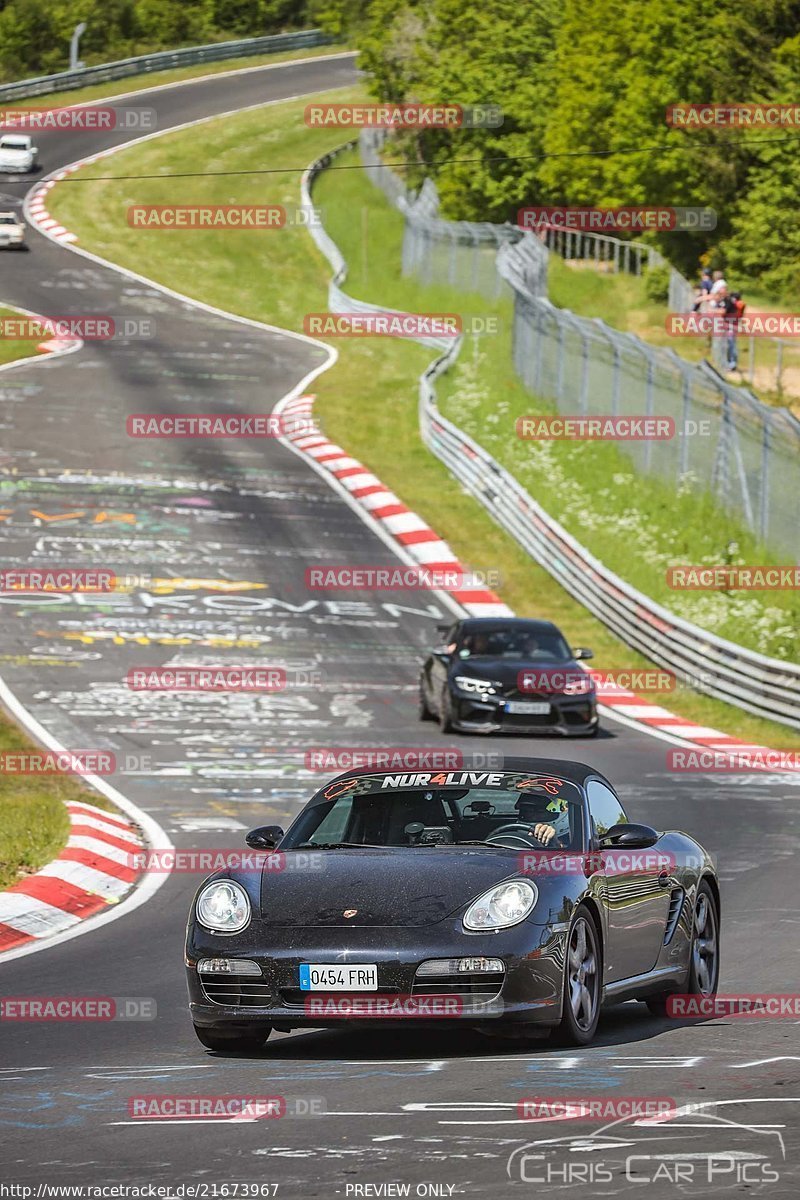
[0,894,81,936]
[67,836,135,866]
[37,860,131,899]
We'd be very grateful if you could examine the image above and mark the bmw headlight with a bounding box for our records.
[463,880,537,931]
[454,675,502,695]
[196,880,251,933]
[563,674,595,695]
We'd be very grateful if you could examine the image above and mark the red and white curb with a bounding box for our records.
[0,800,144,955]
[280,393,796,769]
[27,170,81,243]
[282,393,510,618]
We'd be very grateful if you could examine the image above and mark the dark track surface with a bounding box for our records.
[1,53,799,1198]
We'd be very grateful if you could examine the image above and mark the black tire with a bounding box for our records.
[553,906,602,1046]
[193,1023,271,1052]
[646,879,719,1018]
[439,688,455,733]
[418,681,435,721]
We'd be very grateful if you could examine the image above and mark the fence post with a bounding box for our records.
[644,356,655,472]
[580,332,590,414]
[759,413,771,544]
[680,372,691,477]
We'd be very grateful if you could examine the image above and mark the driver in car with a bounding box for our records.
[516,791,570,847]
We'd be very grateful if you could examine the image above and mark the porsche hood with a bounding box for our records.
[260,847,524,928]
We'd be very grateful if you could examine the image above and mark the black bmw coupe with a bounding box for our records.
[185,759,719,1052]
[419,617,599,736]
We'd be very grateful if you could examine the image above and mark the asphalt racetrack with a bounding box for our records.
[1,52,799,1198]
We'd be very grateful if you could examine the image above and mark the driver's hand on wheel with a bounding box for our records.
[533,822,556,845]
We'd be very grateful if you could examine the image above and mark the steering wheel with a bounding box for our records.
[483,822,554,849]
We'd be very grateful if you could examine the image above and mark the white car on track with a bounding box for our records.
[0,133,39,173]
[0,211,27,249]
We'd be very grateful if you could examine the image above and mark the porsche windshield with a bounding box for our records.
[286,772,584,851]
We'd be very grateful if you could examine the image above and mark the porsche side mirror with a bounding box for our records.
[598,822,659,849]
[246,825,284,850]
[573,647,594,660]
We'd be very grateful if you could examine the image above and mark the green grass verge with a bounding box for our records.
[9,44,349,107]
[0,711,116,889]
[45,90,800,751]
[0,305,40,367]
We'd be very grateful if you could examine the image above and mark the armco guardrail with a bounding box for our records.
[0,30,334,102]
[305,145,800,730]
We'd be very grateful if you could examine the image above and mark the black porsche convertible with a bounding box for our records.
[185,758,719,1051]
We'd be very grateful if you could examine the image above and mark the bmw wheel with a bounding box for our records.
[439,688,455,733]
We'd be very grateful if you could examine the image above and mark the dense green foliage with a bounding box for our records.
[314,0,800,293]
[0,0,310,81]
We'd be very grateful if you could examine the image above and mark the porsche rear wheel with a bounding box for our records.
[193,1023,271,1052]
[646,879,719,1017]
[555,906,601,1045]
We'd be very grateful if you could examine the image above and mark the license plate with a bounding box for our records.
[505,701,551,715]
[299,963,378,991]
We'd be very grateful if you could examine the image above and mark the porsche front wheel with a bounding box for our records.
[555,907,601,1045]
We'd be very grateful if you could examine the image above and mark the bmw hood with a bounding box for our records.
[260,847,522,927]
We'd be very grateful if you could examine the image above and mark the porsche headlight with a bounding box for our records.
[463,880,537,931]
[454,675,501,695]
[196,880,250,933]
